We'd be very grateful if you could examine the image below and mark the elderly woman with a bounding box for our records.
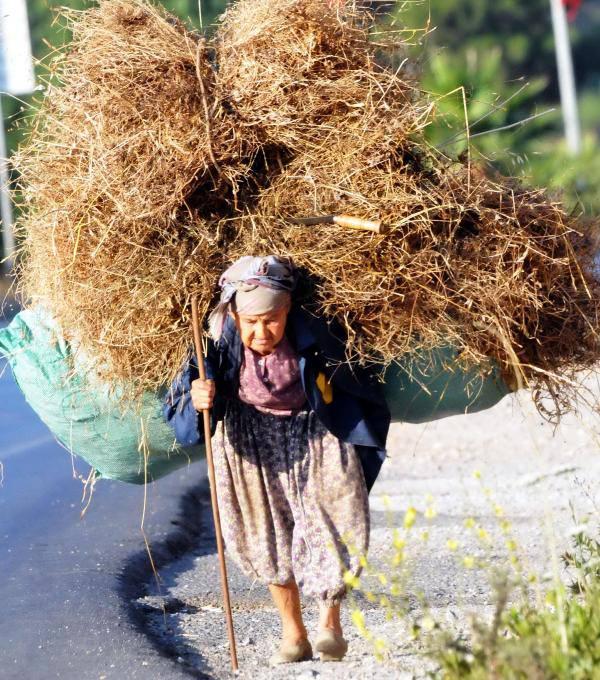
[164,255,390,665]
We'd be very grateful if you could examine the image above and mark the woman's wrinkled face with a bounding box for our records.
[231,304,290,355]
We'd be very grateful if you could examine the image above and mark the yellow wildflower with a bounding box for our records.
[477,527,490,542]
[403,506,418,529]
[424,506,437,520]
[421,615,435,632]
[343,571,360,589]
[393,536,406,551]
[351,609,366,633]
[374,638,387,654]
[379,595,390,608]
[392,551,404,567]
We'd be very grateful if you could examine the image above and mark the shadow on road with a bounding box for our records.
[119,465,216,679]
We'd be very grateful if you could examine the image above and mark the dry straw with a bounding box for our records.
[13,0,600,418]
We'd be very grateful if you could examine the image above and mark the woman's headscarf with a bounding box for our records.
[208,255,298,341]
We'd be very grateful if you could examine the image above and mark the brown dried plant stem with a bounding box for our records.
[191,294,238,672]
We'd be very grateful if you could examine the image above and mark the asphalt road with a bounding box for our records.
[0,350,209,680]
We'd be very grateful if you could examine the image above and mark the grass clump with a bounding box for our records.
[434,526,600,679]
[346,486,600,678]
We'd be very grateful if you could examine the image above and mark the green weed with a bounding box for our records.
[347,482,600,678]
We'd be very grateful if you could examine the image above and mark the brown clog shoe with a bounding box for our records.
[269,638,313,666]
[314,629,348,662]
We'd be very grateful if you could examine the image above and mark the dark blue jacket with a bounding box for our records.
[163,307,391,491]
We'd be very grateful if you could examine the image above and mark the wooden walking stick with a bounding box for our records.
[191,294,239,672]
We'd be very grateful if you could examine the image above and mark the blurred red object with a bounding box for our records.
[563,0,582,21]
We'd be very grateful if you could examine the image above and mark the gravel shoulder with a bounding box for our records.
[136,388,600,678]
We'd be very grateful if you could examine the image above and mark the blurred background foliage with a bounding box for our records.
[394,0,600,214]
[3,0,224,152]
[3,0,600,214]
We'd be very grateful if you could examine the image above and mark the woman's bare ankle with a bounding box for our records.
[281,627,309,645]
[318,622,343,636]
[318,602,343,636]
[268,581,308,645]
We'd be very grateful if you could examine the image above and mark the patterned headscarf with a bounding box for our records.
[208,255,298,341]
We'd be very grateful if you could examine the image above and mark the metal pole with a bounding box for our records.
[549,0,582,155]
[0,94,15,272]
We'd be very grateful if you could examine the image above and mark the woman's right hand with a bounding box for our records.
[191,378,215,412]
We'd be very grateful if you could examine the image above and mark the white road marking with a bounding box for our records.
[0,433,57,461]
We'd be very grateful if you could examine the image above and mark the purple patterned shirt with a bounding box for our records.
[238,336,307,415]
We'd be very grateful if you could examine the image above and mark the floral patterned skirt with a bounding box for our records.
[212,399,370,605]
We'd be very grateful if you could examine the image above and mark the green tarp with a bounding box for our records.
[0,309,510,484]
[383,346,510,424]
[0,309,204,484]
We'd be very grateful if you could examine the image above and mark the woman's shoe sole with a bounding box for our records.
[318,652,345,662]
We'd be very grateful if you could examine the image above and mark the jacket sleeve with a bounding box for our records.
[162,349,219,447]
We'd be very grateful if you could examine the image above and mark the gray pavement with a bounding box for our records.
[138,386,600,678]
[0,350,209,680]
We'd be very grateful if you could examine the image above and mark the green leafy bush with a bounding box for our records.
[420,47,549,157]
[415,45,600,215]
[521,133,600,216]
[393,0,598,89]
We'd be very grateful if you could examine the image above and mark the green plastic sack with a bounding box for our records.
[383,345,510,424]
[0,309,204,484]
[0,309,509,483]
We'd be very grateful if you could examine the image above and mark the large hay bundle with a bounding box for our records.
[16,0,224,383]
[215,0,406,149]
[237,145,598,380]
[14,0,600,418]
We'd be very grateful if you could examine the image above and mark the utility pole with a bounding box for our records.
[0,0,36,272]
[549,0,582,154]
[0,95,13,269]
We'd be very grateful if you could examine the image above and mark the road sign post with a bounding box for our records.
[550,0,582,155]
[0,95,14,269]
